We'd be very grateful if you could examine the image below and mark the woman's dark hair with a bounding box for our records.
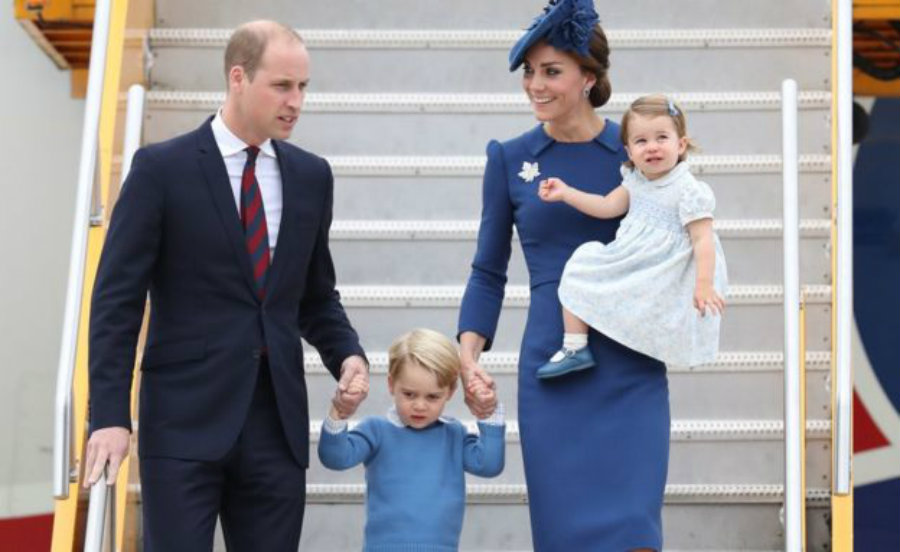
[568,24,612,108]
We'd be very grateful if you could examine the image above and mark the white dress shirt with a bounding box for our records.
[210,110,283,257]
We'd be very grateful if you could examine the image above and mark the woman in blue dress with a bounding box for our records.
[457,1,669,550]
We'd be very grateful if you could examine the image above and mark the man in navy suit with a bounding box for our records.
[83,20,369,551]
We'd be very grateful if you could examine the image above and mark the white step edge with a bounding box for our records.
[327,219,831,240]
[334,285,832,306]
[324,155,832,176]
[304,351,832,374]
[308,419,832,442]
[146,90,832,113]
[126,483,831,505]
[303,484,832,505]
[129,418,832,443]
[148,28,832,49]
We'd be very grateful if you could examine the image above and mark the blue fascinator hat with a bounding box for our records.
[508,0,600,71]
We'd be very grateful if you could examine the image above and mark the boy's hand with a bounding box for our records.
[694,283,725,317]
[538,177,569,203]
[331,377,367,419]
[332,356,369,419]
[470,385,497,420]
[461,360,497,419]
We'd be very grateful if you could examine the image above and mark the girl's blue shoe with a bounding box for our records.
[536,347,596,379]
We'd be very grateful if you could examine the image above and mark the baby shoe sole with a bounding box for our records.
[536,360,596,379]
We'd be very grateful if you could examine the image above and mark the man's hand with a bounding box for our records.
[83,426,130,487]
[333,355,369,418]
[460,360,497,419]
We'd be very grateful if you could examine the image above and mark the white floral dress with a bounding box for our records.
[558,161,728,367]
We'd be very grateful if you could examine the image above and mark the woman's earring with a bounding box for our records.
[583,87,591,98]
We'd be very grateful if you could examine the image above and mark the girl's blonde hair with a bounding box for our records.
[388,328,460,390]
[620,94,699,168]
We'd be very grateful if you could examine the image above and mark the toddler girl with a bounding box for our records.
[537,94,728,377]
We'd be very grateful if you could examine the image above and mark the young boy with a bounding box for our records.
[318,328,505,551]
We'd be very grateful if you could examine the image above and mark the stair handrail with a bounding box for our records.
[834,0,853,497]
[53,0,114,500]
[781,78,804,552]
[121,84,146,190]
[84,467,116,552]
[78,83,147,552]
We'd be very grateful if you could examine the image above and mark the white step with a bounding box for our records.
[326,218,831,239]
[305,419,832,486]
[303,350,832,374]
[145,91,831,155]
[327,285,832,352]
[148,28,832,49]
[147,28,830,92]
[130,481,830,505]
[335,284,832,306]
[303,351,832,421]
[307,419,832,443]
[302,483,830,504]
[148,90,832,112]
[154,0,831,30]
[297,500,830,551]
[324,154,832,176]
[326,172,831,221]
[322,219,832,286]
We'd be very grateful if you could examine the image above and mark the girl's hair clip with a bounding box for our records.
[667,98,679,117]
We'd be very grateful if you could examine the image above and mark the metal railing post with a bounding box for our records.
[83,469,115,552]
[121,85,146,188]
[53,0,114,499]
[834,0,854,498]
[781,78,803,552]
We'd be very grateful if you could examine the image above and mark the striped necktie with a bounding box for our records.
[240,146,270,299]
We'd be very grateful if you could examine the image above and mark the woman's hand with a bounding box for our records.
[694,282,725,317]
[538,177,569,203]
[460,358,497,419]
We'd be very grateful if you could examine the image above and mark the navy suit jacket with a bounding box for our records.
[89,118,365,467]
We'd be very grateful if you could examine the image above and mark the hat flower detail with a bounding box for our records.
[508,0,600,71]
[547,4,597,57]
[518,161,541,183]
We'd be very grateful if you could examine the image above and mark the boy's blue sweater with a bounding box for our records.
[318,416,505,552]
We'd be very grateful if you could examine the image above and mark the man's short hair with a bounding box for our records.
[223,21,303,83]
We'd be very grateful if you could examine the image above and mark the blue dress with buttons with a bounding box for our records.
[459,123,669,551]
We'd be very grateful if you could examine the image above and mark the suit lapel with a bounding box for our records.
[195,120,259,301]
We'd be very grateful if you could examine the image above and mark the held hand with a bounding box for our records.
[538,177,569,203]
[460,359,497,419]
[83,426,130,488]
[694,283,725,317]
[334,355,369,418]
[331,378,367,419]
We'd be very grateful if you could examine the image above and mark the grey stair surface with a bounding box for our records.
[325,285,833,352]
[148,30,830,92]
[320,219,832,285]
[303,419,832,486]
[154,0,831,29]
[145,90,832,155]
[303,352,833,421]
[141,0,834,549]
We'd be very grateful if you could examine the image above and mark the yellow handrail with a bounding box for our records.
[50,0,152,550]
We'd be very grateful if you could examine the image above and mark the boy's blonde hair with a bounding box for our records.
[620,94,699,169]
[388,329,460,390]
